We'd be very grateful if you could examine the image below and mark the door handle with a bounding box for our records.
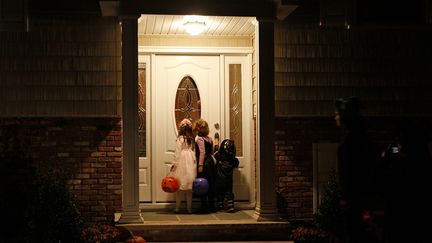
[214,132,220,152]
[214,123,220,153]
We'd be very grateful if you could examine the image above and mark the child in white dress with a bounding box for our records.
[171,118,197,213]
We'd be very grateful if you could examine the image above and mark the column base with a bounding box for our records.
[254,204,283,221]
[117,209,144,224]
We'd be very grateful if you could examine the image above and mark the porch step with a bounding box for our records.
[118,210,293,242]
[149,242,293,243]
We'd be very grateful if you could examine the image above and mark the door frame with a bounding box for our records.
[138,47,255,210]
[119,17,279,223]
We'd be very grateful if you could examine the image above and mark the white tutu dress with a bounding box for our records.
[171,136,196,190]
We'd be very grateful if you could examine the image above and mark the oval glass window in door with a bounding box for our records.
[175,76,201,128]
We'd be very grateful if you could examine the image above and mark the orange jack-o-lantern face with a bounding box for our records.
[161,176,179,193]
[125,236,146,243]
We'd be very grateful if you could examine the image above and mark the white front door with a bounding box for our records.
[153,55,221,202]
[140,54,253,206]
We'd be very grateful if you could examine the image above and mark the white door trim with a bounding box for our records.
[138,48,255,209]
[223,54,255,207]
[139,46,253,55]
[138,55,152,203]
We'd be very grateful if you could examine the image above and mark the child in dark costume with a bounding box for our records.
[193,118,216,213]
[214,139,239,213]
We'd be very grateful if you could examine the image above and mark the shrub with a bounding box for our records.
[289,168,342,243]
[0,125,83,242]
[30,169,83,242]
[81,224,120,243]
[0,127,37,242]
[313,168,343,237]
[290,226,329,243]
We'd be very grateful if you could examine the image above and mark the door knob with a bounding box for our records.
[214,123,220,130]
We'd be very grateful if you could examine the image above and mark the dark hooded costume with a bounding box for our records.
[214,139,239,212]
[334,97,375,243]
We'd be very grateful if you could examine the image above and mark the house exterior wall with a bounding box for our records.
[2,2,432,224]
[274,23,432,117]
[0,13,123,224]
[273,21,432,219]
[275,116,432,219]
[0,118,122,223]
[0,15,121,117]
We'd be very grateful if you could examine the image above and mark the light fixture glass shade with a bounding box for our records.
[184,21,206,35]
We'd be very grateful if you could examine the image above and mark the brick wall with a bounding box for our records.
[275,117,338,219]
[274,116,432,219]
[0,118,122,224]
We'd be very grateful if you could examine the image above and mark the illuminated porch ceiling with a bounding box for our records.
[138,15,256,36]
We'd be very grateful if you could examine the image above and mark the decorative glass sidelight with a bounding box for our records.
[175,76,201,128]
[138,62,146,157]
[229,64,243,156]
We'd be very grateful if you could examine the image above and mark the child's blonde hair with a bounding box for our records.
[193,118,209,137]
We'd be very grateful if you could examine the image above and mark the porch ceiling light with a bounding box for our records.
[183,15,206,35]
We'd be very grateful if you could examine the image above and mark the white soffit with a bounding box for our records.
[138,15,256,36]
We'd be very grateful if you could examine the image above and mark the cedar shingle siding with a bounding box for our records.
[274,23,432,117]
[0,15,121,117]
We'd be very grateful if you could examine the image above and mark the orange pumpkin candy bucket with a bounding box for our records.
[126,236,146,243]
[161,176,180,193]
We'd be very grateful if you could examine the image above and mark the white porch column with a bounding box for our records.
[255,20,280,221]
[118,15,143,223]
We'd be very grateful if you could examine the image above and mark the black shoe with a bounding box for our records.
[215,202,224,212]
[226,207,235,213]
[196,207,209,214]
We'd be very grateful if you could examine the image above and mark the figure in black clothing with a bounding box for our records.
[378,135,404,243]
[193,118,216,213]
[383,121,431,243]
[334,97,374,243]
[214,139,239,212]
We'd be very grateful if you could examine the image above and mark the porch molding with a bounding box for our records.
[101,1,298,20]
[119,0,276,18]
[138,46,253,55]
[118,15,144,224]
[99,1,119,16]
[254,20,280,221]
[272,0,299,20]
